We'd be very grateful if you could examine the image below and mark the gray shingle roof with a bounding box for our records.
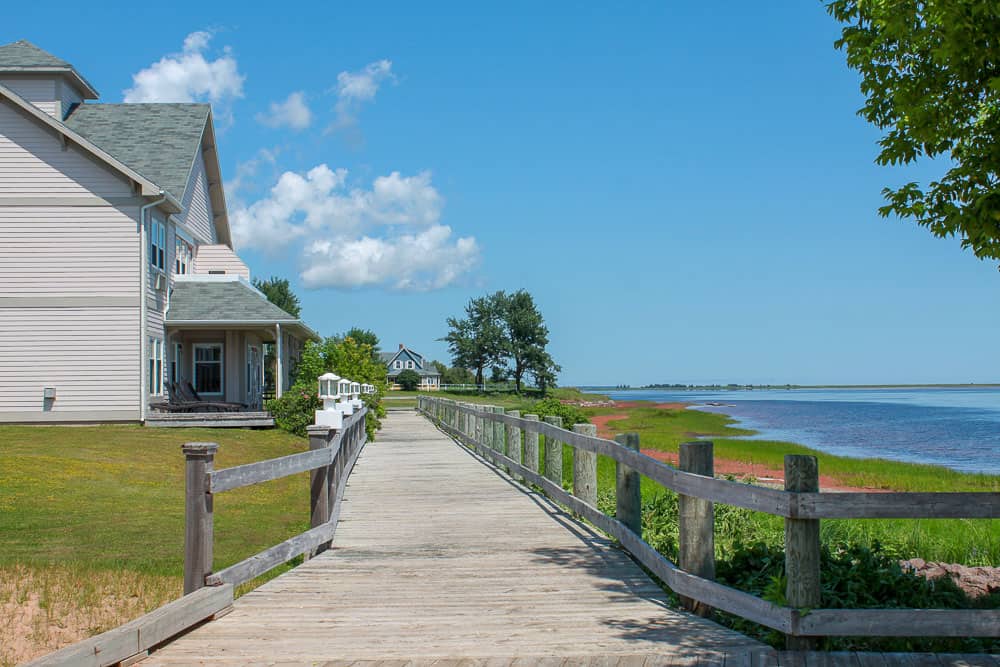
[168,280,300,323]
[0,40,71,68]
[65,104,209,199]
[0,40,99,98]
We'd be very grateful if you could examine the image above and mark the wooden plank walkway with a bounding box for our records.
[143,410,768,665]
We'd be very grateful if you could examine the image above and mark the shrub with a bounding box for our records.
[267,388,321,437]
[396,369,421,391]
[529,397,588,428]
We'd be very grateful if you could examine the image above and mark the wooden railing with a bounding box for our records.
[25,407,369,667]
[184,406,368,591]
[418,396,1000,648]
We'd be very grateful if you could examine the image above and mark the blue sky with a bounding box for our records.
[8,2,1000,386]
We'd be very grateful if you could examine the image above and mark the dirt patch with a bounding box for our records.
[0,564,178,666]
[638,448,890,493]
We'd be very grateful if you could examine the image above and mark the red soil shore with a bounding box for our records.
[590,406,888,494]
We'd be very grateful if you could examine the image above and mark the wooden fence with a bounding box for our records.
[26,407,368,667]
[418,396,1000,648]
[188,406,368,590]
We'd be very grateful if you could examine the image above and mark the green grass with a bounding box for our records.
[579,405,1000,565]
[1,424,312,577]
[0,423,314,663]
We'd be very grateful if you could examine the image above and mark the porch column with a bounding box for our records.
[275,323,283,398]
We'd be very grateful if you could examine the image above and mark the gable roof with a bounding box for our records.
[65,104,208,204]
[0,82,175,204]
[0,40,98,99]
[166,277,320,340]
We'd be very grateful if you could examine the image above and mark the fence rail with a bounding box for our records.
[418,396,1000,647]
[185,407,369,592]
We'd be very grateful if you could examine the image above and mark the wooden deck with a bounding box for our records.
[143,410,768,665]
[145,410,274,428]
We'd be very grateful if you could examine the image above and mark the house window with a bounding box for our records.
[175,238,192,275]
[170,342,183,385]
[148,338,163,396]
[150,219,166,272]
[394,360,401,369]
[193,343,223,395]
[406,360,414,369]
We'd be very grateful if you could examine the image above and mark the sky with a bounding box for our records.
[7,2,1000,386]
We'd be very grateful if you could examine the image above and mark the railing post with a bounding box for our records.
[493,407,505,457]
[507,410,521,481]
[785,454,821,650]
[543,415,563,489]
[183,442,217,594]
[679,440,714,617]
[571,423,598,507]
[615,432,642,537]
[307,426,333,558]
[523,414,540,474]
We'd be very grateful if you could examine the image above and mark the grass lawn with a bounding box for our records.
[0,424,310,665]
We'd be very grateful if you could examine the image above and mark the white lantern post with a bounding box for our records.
[314,372,343,428]
[336,377,354,415]
[350,381,363,409]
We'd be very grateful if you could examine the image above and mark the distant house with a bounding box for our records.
[382,344,441,390]
[0,40,318,423]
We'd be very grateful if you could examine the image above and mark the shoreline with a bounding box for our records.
[588,404,892,493]
[577,396,1000,492]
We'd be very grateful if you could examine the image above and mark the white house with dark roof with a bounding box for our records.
[0,40,318,424]
[382,344,441,390]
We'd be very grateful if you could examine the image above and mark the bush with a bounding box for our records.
[396,369,421,391]
[529,397,588,428]
[267,388,321,437]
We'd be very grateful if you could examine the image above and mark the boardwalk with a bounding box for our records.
[144,410,766,665]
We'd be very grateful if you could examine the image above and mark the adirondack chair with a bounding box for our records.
[181,380,247,412]
[149,382,203,413]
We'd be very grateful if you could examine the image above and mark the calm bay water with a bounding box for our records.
[588,387,1000,475]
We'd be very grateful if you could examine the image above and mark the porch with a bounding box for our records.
[149,276,321,427]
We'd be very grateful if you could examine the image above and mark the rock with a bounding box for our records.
[901,558,1000,599]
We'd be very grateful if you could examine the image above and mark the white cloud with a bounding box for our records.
[301,225,479,291]
[255,91,312,130]
[231,165,478,291]
[329,59,394,132]
[123,31,245,105]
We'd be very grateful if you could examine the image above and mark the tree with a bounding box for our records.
[396,368,421,391]
[827,0,1000,263]
[341,327,380,360]
[443,294,506,386]
[442,365,475,385]
[497,290,555,394]
[253,276,302,317]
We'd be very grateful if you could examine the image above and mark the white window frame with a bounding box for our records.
[394,360,401,369]
[148,337,163,396]
[192,343,224,396]
[150,219,166,273]
[175,237,192,275]
[170,342,183,385]
[406,360,414,369]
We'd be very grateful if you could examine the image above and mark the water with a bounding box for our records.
[586,387,1000,474]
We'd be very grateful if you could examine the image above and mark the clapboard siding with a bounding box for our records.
[193,244,249,278]
[0,206,140,298]
[0,99,132,196]
[0,77,59,118]
[178,150,216,244]
[0,307,139,415]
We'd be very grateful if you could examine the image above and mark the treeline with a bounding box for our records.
[443,290,560,394]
